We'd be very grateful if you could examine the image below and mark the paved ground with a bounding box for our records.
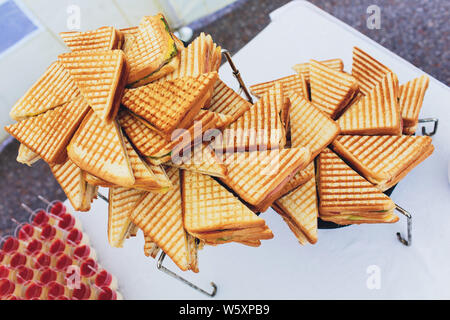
[192,0,449,84]
[0,0,448,237]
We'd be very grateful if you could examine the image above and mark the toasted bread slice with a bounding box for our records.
[123,135,172,192]
[203,229,273,244]
[221,147,312,212]
[68,110,135,187]
[198,233,273,245]
[309,59,359,119]
[119,109,217,165]
[289,92,340,159]
[5,97,90,164]
[399,75,430,129]
[191,226,270,240]
[320,212,399,225]
[108,187,146,248]
[120,26,139,36]
[168,143,226,178]
[225,240,261,247]
[144,236,160,259]
[148,164,172,187]
[122,72,218,136]
[317,148,397,223]
[209,42,222,73]
[212,112,235,129]
[9,61,81,121]
[182,170,268,233]
[269,82,290,131]
[83,171,116,188]
[186,235,199,273]
[158,32,214,81]
[49,158,97,212]
[128,34,184,87]
[403,124,417,135]
[338,72,401,135]
[292,58,344,82]
[250,74,308,99]
[332,135,434,191]
[120,26,139,52]
[126,14,178,85]
[204,78,252,123]
[352,47,393,96]
[59,49,128,122]
[280,162,315,196]
[192,225,274,245]
[17,144,40,166]
[127,223,140,238]
[130,167,190,271]
[60,26,122,52]
[273,174,318,245]
[215,91,286,152]
[118,109,171,162]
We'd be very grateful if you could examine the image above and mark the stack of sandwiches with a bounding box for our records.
[248,46,433,244]
[5,11,434,273]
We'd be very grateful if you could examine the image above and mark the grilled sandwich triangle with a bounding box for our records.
[60,26,122,52]
[215,90,286,152]
[5,97,90,164]
[352,46,393,96]
[49,158,97,212]
[9,61,81,121]
[317,148,397,224]
[122,72,218,136]
[292,58,343,82]
[337,72,401,135]
[59,49,128,122]
[399,75,430,133]
[126,14,178,85]
[273,173,318,245]
[220,147,312,212]
[181,170,270,238]
[332,135,434,191]
[309,59,358,119]
[67,110,135,187]
[108,187,146,248]
[289,92,340,159]
[130,167,192,271]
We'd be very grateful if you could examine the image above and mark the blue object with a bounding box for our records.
[0,0,38,54]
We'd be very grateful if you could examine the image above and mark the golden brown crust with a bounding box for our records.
[67,110,135,187]
[60,26,121,52]
[332,135,434,191]
[309,59,359,119]
[58,50,127,122]
[317,148,395,216]
[220,148,312,212]
[320,212,399,225]
[122,72,218,136]
[5,97,90,164]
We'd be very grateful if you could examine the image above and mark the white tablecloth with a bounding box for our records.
[71,1,450,299]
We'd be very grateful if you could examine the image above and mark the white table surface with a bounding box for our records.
[70,1,450,300]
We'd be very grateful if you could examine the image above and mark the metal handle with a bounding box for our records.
[221,49,253,104]
[98,192,217,297]
[157,252,217,297]
[97,192,109,203]
[418,118,438,136]
[395,204,412,246]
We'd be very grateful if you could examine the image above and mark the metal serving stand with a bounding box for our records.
[82,50,440,296]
